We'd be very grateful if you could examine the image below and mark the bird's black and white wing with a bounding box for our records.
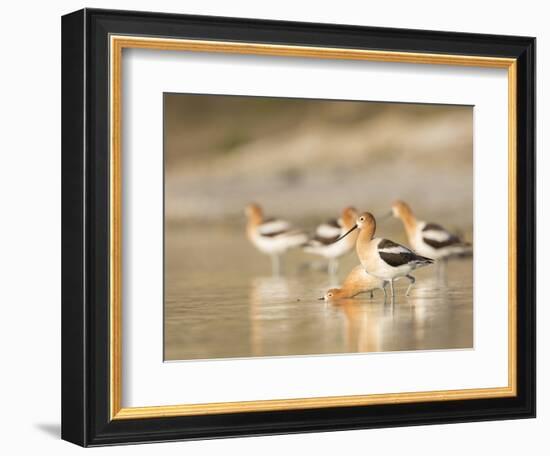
[302,218,341,247]
[421,223,461,249]
[315,218,342,239]
[258,218,292,238]
[378,239,433,267]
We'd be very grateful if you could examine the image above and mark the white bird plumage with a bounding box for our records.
[303,206,359,275]
[245,203,308,275]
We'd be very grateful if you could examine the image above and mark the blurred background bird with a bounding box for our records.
[303,206,359,276]
[245,203,308,275]
[388,200,472,275]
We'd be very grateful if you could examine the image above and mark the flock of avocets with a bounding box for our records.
[245,201,472,302]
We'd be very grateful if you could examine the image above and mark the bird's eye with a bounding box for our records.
[328,293,333,297]
[360,217,365,221]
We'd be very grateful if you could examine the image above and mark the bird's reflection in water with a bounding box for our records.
[249,276,291,357]
[248,275,350,358]
[246,267,473,359]
[380,276,471,352]
[328,298,383,353]
[327,277,457,354]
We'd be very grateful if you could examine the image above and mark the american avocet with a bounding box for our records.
[245,203,308,275]
[319,265,386,301]
[389,200,472,261]
[338,212,434,298]
[303,206,358,275]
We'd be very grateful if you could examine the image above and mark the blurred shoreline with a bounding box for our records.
[165,94,472,230]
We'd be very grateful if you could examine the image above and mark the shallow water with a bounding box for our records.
[164,224,473,361]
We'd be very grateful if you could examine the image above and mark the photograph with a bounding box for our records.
[164,93,474,361]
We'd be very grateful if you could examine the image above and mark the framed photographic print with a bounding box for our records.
[61,8,536,447]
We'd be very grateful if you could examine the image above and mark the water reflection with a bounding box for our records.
[164,227,473,361]
[249,276,291,357]
[330,298,382,353]
[247,275,350,358]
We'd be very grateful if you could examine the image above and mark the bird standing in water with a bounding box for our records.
[245,203,308,276]
[303,206,359,276]
[338,212,433,298]
[320,265,386,301]
[389,200,472,274]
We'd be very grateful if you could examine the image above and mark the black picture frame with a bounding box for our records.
[62,7,535,447]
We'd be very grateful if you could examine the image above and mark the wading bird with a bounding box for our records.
[319,265,386,301]
[338,212,434,298]
[389,200,472,264]
[303,206,359,275]
[245,203,308,275]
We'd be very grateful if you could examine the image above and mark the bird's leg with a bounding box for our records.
[389,279,396,306]
[382,282,388,302]
[405,274,416,297]
[271,254,281,277]
[369,290,374,299]
[328,258,338,277]
[437,258,448,283]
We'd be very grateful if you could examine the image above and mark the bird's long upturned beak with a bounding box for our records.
[336,224,358,242]
[318,296,325,301]
[379,211,393,221]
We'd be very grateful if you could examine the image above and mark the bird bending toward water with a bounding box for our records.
[245,203,308,275]
[303,206,358,275]
[320,265,386,301]
[389,200,472,261]
[338,212,433,298]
